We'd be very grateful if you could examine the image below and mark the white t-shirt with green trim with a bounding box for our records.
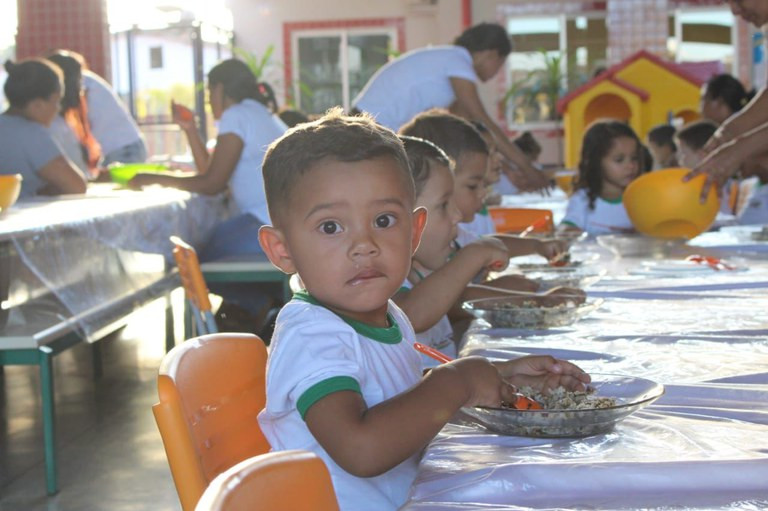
[460,206,497,237]
[258,292,423,511]
[561,188,635,235]
[400,278,456,368]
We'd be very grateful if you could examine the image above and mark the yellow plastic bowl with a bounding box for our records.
[0,174,22,211]
[623,167,719,240]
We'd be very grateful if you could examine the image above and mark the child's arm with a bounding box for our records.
[393,238,509,332]
[491,234,569,261]
[305,355,590,478]
[305,357,515,477]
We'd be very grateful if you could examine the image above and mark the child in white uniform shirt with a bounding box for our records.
[560,120,643,236]
[257,110,590,511]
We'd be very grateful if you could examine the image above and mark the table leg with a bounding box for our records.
[39,346,58,495]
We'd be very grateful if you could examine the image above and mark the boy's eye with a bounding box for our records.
[374,213,396,228]
[319,221,342,234]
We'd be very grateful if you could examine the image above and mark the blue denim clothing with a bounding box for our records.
[102,139,148,166]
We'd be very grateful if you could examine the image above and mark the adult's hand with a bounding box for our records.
[683,138,742,203]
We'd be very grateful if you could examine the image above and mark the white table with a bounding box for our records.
[404,236,768,510]
[0,184,227,494]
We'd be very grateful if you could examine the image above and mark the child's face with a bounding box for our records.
[676,141,703,169]
[413,163,462,270]
[480,131,502,185]
[265,157,424,325]
[453,151,489,223]
[647,140,673,168]
[601,136,640,191]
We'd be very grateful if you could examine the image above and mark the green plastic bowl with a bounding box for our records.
[108,163,169,185]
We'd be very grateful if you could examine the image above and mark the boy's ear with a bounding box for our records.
[410,206,428,255]
[258,225,297,274]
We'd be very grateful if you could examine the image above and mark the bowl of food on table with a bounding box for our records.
[596,233,687,259]
[108,163,171,185]
[462,291,602,330]
[461,373,664,438]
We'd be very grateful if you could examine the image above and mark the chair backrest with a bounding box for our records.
[170,235,217,335]
[152,333,271,511]
[195,450,339,511]
[487,207,554,234]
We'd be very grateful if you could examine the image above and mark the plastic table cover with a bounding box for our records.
[0,184,228,345]
[403,237,768,510]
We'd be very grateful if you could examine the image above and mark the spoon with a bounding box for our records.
[466,283,566,297]
[519,217,550,238]
[413,342,542,410]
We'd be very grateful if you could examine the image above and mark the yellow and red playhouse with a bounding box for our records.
[557,50,703,169]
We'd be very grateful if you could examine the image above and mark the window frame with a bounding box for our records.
[283,18,405,112]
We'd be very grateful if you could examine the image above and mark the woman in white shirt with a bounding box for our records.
[130,59,287,320]
[352,23,548,192]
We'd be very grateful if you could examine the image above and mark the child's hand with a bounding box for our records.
[535,239,569,262]
[450,356,519,408]
[494,355,591,393]
[464,237,509,272]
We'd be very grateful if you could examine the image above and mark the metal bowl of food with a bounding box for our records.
[596,233,687,259]
[461,374,664,438]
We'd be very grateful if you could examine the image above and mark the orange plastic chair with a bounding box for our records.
[194,450,339,511]
[487,207,554,234]
[171,236,218,335]
[152,333,271,511]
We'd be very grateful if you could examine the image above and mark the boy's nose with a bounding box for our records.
[350,231,380,259]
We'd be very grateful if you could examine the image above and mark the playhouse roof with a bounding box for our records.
[556,49,705,114]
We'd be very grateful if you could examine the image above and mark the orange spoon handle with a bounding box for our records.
[414,342,454,364]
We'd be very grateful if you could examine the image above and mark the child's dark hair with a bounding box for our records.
[399,109,488,164]
[47,50,84,111]
[513,131,542,160]
[263,108,413,223]
[207,59,272,109]
[3,58,63,108]
[399,135,454,197]
[647,124,676,152]
[454,23,512,57]
[675,120,718,151]
[576,120,641,209]
[278,108,311,127]
[704,74,755,113]
[640,144,653,173]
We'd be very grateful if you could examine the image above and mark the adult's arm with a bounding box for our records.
[173,104,211,174]
[129,133,242,195]
[686,121,768,202]
[36,155,88,195]
[702,89,768,153]
[450,77,550,192]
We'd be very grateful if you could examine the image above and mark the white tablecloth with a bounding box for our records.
[403,237,768,510]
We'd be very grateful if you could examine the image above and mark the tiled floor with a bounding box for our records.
[0,296,184,511]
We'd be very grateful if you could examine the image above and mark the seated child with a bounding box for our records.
[257,109,591,511]
[400,110,566,260]
[646,124,678,169]
[394,136,531,364]
[559,120,642,236]
[465,121,503,230]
